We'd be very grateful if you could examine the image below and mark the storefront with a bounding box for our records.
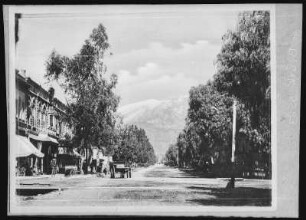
[16,135,44,176]
[28,133,59,174]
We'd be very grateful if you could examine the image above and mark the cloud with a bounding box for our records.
[16,8,239,106]
[116,71,197,106]
[109,41,220,105]
[107,40,219,78]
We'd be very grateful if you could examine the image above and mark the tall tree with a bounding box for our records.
[187,84,251,169]
[171,11,271,178]
[214,11,270,128]
[164,144,178,167]
[45,24,120,164]
[214,11,271,175]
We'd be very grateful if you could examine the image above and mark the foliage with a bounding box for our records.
[214,11,271,166]
[166,11,271,178]
[113,124,157,165]
[164,144,178,166]
[214,11,270,128]
[45,24,120,154]
[173,84,252,169]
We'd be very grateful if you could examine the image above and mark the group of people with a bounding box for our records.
[81,158,108,175]
[49,148,109,177]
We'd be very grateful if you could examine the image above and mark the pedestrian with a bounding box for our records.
[50,157,57,177]
[82,160,87,174]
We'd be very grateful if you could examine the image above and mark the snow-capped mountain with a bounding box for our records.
[118,96,188,157]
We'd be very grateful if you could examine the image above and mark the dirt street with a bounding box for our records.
[14,164,271,207]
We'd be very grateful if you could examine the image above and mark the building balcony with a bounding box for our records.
[15,124,38,137]
[47,126,60,138]
[16,117,71,142]
[16,117,28,129]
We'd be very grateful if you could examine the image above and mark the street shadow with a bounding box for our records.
[171,168,215,178]
[16,188,58,196]
[144,167,215,178]
[186,186,271,206]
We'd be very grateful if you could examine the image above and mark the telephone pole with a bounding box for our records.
[232,99,237,163]
[226,99,237,189]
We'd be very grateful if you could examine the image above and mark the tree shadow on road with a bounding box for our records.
[186,186,271,206]
[177,168,217,178]
[144,167,213,178]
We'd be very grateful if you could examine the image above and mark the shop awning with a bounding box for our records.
[16,135,44,158]
[29,133,59,144]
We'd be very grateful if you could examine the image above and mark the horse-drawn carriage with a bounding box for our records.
[109,161,132,178]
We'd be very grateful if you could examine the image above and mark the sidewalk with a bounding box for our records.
[15,173,98,184]
[16,175,55,181]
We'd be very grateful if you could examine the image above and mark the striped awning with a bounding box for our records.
[16,135,44,158]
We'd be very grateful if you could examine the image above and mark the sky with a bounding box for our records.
[16,6,240,106]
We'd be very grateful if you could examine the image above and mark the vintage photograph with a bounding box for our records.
[4,4,300,217]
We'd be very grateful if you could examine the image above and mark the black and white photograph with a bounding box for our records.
[4,4,301,217]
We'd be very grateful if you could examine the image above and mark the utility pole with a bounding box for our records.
[226,99,237,189]
[232,99,237,163]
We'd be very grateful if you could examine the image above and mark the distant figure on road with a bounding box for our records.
[90,158,97,173]
[82,160,88,174]
[51,158,57,177]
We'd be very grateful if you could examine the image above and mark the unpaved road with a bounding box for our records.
[14,164,271,207]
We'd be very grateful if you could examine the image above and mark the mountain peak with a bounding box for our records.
[118,97,188,156]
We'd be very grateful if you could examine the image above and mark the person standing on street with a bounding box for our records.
[51,157,57,177]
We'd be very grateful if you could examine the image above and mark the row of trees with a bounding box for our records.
[164,11,271,178]
[113,124,157,165]
[45,24,156,168]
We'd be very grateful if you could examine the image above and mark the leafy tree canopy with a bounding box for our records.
[167,11,271,178]
[214,11,270,126]
[114,124,157,165]
[45,24,120,152]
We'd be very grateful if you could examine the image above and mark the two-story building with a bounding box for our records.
[16,70,74,175]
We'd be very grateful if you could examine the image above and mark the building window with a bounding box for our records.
[30,116,34,126]
[58,122,63,134]
[55,118,58,132]
[32,108,36,127]
[50,115,53,127]
[37,110,41,128]
[37,119,40,129]
[44,113,47,129]
[41,114,45,130]
[16,97,22,118]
